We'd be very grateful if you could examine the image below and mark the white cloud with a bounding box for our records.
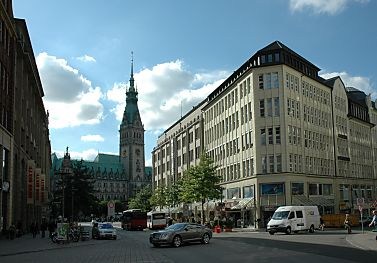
[77,54,96,63]
[106,60,229,131]
[80,134,105,142]
[320,71,376,99]
[37,52,104,128]
[289,0,369,15]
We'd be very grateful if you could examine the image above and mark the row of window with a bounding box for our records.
[334,96,347,112]
[259,72,279,89]
[304,130,331,151]
[217,159,255,183]
[301,81,331,106]
[261,154,282,174]
[260,127,281,145]
[260,97,280,117]
[303,106,331,128]
[287,98,300,118]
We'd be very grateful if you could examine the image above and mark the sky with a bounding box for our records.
[12,0,377,166]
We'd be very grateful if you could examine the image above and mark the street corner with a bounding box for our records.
[346,232,377,251]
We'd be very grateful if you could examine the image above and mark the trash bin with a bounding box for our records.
[215,225,221,233]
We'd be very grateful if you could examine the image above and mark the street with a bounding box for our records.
[1,226,377,263]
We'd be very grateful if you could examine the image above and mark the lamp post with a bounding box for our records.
[57,168,72,221]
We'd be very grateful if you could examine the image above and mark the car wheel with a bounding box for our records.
[285,227,291,235]
[309,225,315,233]
[172,235,182,248]
[268,231,275,235]
[201,233,210,244]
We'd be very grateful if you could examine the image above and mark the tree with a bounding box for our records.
[52,160,97,220]
[165,181,182,209]
[150,186,167,210]
[128,185,152,211]
[180,152,222,223]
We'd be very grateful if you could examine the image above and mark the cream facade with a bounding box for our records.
[152,41,377,227]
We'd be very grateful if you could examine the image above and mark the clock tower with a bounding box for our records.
[119,54,146,199]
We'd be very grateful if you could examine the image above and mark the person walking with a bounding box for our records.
[319,217,325,231]
[344,214,352,234]
[40,219,47,238]
[368,210,377,240]
[30,222,37,238]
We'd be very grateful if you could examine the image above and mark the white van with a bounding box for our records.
[267,206,320,235]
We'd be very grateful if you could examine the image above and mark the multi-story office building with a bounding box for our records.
[153,101,206,189]
[0,1,51,234]
[152,41,377,227]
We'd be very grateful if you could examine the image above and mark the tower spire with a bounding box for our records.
[129,51,135,90]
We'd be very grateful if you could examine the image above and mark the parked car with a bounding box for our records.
[149,223,212,248]
[92,223,117,240]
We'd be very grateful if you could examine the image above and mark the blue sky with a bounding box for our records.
[13,0,377,165]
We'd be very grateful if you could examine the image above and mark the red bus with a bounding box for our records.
[121,209,147,230]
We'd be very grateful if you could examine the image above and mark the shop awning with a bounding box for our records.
[292,195,334,207]
[231,198,255,210]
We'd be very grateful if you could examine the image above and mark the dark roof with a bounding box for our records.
[205,40,323,104]
[257,41,320,71]
[345,87,368,107]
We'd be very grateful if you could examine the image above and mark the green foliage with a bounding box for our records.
[150,186,166,209]
[128,185,152,211]
[52,160,98,220]
[179,152,222,223]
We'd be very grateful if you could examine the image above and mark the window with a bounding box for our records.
[266,73,271,89]
[274,97,280,116]
[296,211,303,218]
[275,127,281,144]
[272,72,279,88]
[259,74,264,89]
[275,53,280,62]
[268,128,273,144]
[262,156,267,173]
[259,100,265,117]
[260,129,266,145]
[269,155,274,173]
[276,154,282,172]
[267,98,272,117]
[292,183,304,195]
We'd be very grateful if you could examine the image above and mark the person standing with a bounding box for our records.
[40,220,47,238]
[344,214,352,234]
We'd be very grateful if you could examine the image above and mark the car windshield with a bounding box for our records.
[165,223,186,231]
[99,223,113,229]
[272,211,290,220]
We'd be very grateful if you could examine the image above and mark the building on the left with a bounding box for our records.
[0,0,51,235]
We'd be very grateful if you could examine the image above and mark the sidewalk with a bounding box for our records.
[0,233,97,257]
[346,230,377,251]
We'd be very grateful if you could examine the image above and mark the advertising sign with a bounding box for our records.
[57,223,69,241]
[40,174,45,203]
[27,160,35,204]
[35,168,41,205]
[261,183,285,195]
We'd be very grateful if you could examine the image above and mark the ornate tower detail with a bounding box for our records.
[119,53,146,199]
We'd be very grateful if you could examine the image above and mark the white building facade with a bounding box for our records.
[152,41,377,227]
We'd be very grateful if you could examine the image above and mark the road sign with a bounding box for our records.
[107,201,115,217]
[357,198,365,206]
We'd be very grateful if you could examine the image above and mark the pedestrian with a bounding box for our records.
[344,214,352,234]
[40,219,47,238]
[48,220,55,238]
[368,210,377,240]
[30,222,37,238]
[319,217,325,231]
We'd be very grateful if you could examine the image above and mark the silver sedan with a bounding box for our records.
[149,223,212,247]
